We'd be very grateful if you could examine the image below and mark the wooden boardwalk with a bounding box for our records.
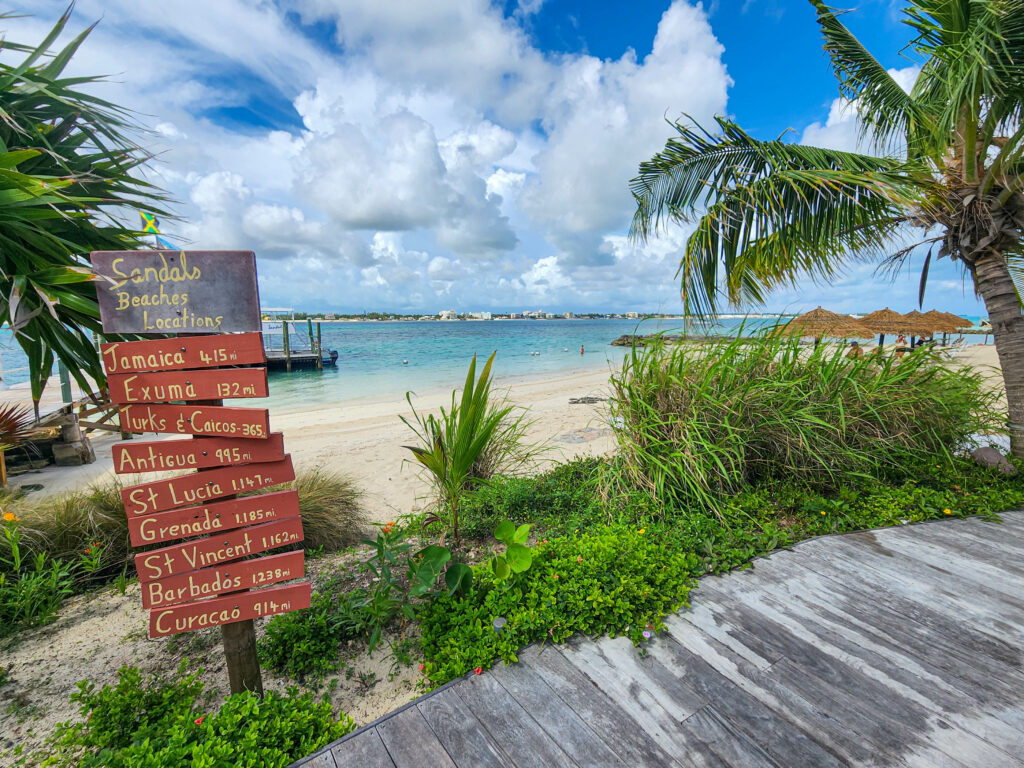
[294,513,1024,767]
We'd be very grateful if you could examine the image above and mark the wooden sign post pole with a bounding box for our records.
[200,393,264,697]
[91,250,310,701]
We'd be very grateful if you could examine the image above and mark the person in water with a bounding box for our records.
[580,345,584,355]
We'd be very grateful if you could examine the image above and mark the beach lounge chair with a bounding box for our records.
[942,337,968,359]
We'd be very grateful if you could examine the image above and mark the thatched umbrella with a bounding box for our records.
[859,307,929,350]
[904,309,939,346]
[774,307,873,347]
[921,309,972,344]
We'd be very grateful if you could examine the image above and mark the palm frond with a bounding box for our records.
[630,117,932,315]
[0,9,170,403]
[810,0,926,158]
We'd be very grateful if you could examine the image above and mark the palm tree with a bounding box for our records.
[0,8,166,415]
[630,0,1024,455]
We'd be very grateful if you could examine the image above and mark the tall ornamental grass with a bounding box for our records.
[608,333,1002,516]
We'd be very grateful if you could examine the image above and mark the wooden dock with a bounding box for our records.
[293,513,1024,768]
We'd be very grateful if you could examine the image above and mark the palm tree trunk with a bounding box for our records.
[973,253,1024,457]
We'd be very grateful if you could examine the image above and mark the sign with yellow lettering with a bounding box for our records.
[91,250,261,333]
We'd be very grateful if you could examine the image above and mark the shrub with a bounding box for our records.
[259,578,365,682]
[460,458,606,538]
[1,514,75,635]
[608,332,1003,515]
[419,525,699,684]
[43,662,355,768]
[2,482,131,588]
[403,352,540,542]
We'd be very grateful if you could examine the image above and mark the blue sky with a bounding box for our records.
[13,1,984,316]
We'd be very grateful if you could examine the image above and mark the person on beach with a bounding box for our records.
[847,341,864,359]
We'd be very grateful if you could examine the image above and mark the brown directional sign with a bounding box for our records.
[149,581,312,638]
[118,403,270,440]
[127,489,300,547]
[109,368,268,404]
[113,433,285,475]
[135,516,304,582]
[91,250,261,334]
[142,550,305,609]
[122,456,295,516]
[101,334,266,374]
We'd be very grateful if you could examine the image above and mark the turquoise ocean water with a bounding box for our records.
[0,316,985,411]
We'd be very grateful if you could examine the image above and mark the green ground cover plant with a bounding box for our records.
[39,662,354,768]
[609,332,1001,515]
[419,525,700,684]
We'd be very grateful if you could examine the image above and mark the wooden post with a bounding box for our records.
[282,321,291,372]
[221,618,264,696]
[201,395,264,697]
[1,451,7,487]
[315,322,323,370]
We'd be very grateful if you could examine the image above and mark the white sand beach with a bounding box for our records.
[8,343,1004,518]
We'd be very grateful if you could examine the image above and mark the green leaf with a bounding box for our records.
[444,563,473,596]
[490,555,510,581]
[512,523,533,545]
[494,520,515,545]
[505,543,533,573]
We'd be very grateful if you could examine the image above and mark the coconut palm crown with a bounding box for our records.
[630,0,1024,454]
[0,9,167,412]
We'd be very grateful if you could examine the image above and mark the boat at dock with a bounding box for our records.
[261,319,338,371]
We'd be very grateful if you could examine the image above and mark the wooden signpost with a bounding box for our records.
[92,249,308,696]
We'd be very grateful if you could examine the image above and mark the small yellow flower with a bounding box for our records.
[820,510,826,515]
[2,512,18,522]
[943,508,952,515]
[638,528,646,534]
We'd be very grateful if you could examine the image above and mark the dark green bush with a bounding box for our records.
[608,332,1004,514]
[43,662,354,768]
[460,458,606,537]
[419,525,699,684]
[259,579,364,681]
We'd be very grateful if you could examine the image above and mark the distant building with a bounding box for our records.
[509,312,520,319]
[439,310,457,320]
[626,311,640,319]
[563,312,574,319]
[469,311,492,320]
[324,313,336,320]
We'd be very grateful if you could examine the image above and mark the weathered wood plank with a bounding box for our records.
[299,751,338,768]
[416,686,511,767]
[455,670,578,767]
[312,513,1024,768]
[556,636,713,761]
[681,706,784,768]
[644,635,849,768]
[804,536,1024,638]
[729,602,1015,767]
[661,613,902,767]
[754,552,1024,704]
[488,660,627,768]
[375,707,455,768]
[524,644,680,767]
[845,531,1024,599]
[910,522,1024,567]
[329,727,395,768]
